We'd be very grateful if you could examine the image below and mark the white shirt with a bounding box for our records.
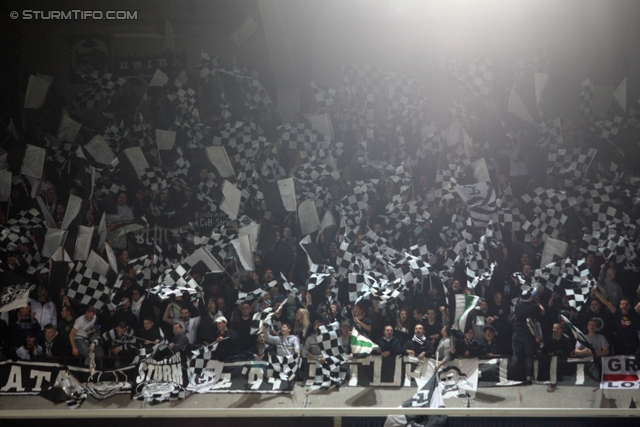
[176,316,200,344]
[29,298,57,328]
[131,295,145,320]
[73,315,97,340]
[17,345,43,360]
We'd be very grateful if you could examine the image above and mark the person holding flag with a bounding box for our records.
[572,319,609,357]
[512,290,544,383]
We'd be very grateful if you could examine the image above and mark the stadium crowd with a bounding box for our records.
[1,47,640,391]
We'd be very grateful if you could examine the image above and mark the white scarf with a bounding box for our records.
[131,295,145,319]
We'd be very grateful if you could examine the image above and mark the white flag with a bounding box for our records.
[220,180,241,219]
[229,15,258,46]
[183,247,224,273]
[149,69,169,87]
[87,251,110,277]
[42,229,68,259]
[613,77,627,112]
[155,129,176,150]
[104,242,118,273]
[231,235,254,271]
[61,194,84,230]
[123,147,150,178]
[58,113,82,143]
[21,145,46,179]
[85,135,115,165]
[278,177,297,212]
[298,199,320,235]
[74,225,94,261]
[205,146,234,178]
[24,75,52,109]
[508,89,536,126]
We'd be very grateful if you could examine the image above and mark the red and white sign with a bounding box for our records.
[601,356,639,389]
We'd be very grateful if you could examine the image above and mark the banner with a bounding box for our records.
[601,356,639,389]
[113,52,186,78]
[0,360,135,395]
[68,34,111,83]
[0,356,625,399]
[131,353,189,401]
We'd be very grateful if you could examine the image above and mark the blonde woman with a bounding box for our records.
[294,308,310,341]
[394,309,410,345]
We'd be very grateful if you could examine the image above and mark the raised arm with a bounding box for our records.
[592,287,616,314]
[163,302,175,325]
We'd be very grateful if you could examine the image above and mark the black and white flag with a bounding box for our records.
[67,262,110,310]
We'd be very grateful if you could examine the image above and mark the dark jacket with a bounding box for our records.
[378,336,402,356]
[214,329,239,362]
[402,336,435,356]
[453,338,484,358]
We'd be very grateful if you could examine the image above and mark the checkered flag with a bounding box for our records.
[336,241,362,277]
[266,353,302,382]
[72,86,102,110]
[306,272,333,293]
[166,79,196,107]
[408,245,434,265]
[309,322,350,390]
[98,73,127,101]
[339,185,368,220]
[572,183,614,214]
[547,148,596,176]
[387,72,416,115]
[522,209,567,240]
[237,288,266,306]
[295,160,340,182]
[150,265,201,300]
[534,261,563,291]
[6,208,45,229]
[459,58,493,98]
[67,262,110,310]
[468,262,496,289]
[317,322,346,358]
[310,81,340,108]
[555,258,593,311]
[591,116,625,145]
[579,78,594,123]
[279,122,331,154]
[188,342,219,375]
[212,121,260,163]
[241,77,275,110]
[348,273,376,303]
[368,278,405,303]
[342,63,386,97]
[580,231,610,255]
[591,204,629,231]
[495,206,521,232]
[599,235,636,264]
[564,285,591,312]
[140,167,171,192]
[559,258,591,284]
[22,245,45,275]
[250,307,279,335]
[129,119,154,148]
[537,115,564,150]
[521,187,576,215]
[416,128,444,158]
